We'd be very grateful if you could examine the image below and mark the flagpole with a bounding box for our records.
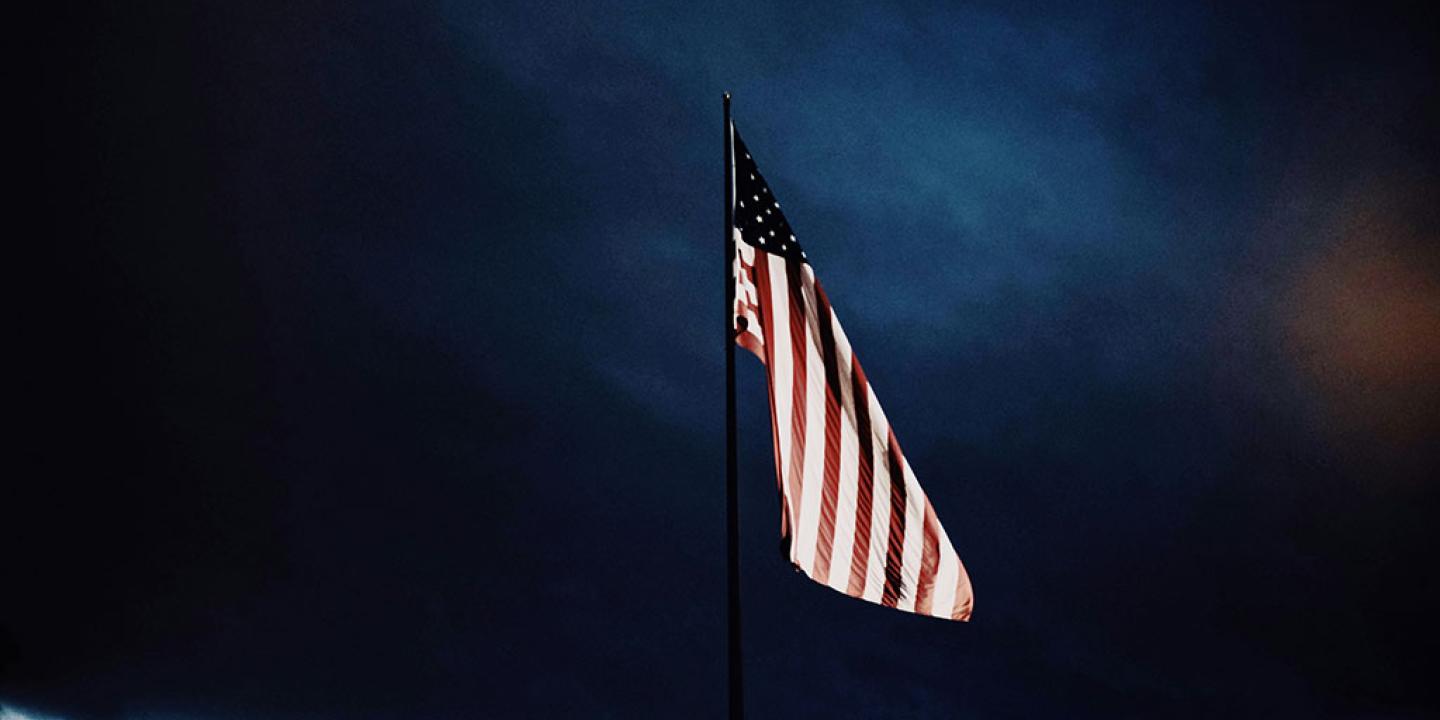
[722,90,744,720]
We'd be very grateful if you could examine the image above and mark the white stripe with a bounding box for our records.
[861,390,892,604]
[825,309,858,591]
[766,255,795,544]
[895,458,926,612]
[931,526,960,619]
[793,267,827,575]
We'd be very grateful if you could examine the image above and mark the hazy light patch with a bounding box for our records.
[1280,184,1440,452]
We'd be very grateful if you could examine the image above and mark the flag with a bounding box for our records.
[730,123,973,621]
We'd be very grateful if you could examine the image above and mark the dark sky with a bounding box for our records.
[9,1,1440,717]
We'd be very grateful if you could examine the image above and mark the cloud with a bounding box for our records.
[1,704,66,720]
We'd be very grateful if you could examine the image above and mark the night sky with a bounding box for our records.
[9,1,1440,717]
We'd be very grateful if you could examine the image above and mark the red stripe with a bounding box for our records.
[880,429,908,607]
[752,251,789,539]
[846,357,875,596]
[809,280,845,584]
[953,569,973,621]
[783,259,808,556]
[913,499,942,615]
[734,246,766,361]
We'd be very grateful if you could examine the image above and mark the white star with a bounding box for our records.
[768,230,775,236]
[755,215,763,223]
[752,195,759,202]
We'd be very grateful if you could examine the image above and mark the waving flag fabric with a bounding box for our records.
[730,124,973,621]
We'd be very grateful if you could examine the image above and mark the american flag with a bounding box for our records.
[730,124,974,621]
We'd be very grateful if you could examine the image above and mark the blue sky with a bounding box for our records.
[8,1,1438,717]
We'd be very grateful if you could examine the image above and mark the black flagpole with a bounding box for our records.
[723,91,744,720]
